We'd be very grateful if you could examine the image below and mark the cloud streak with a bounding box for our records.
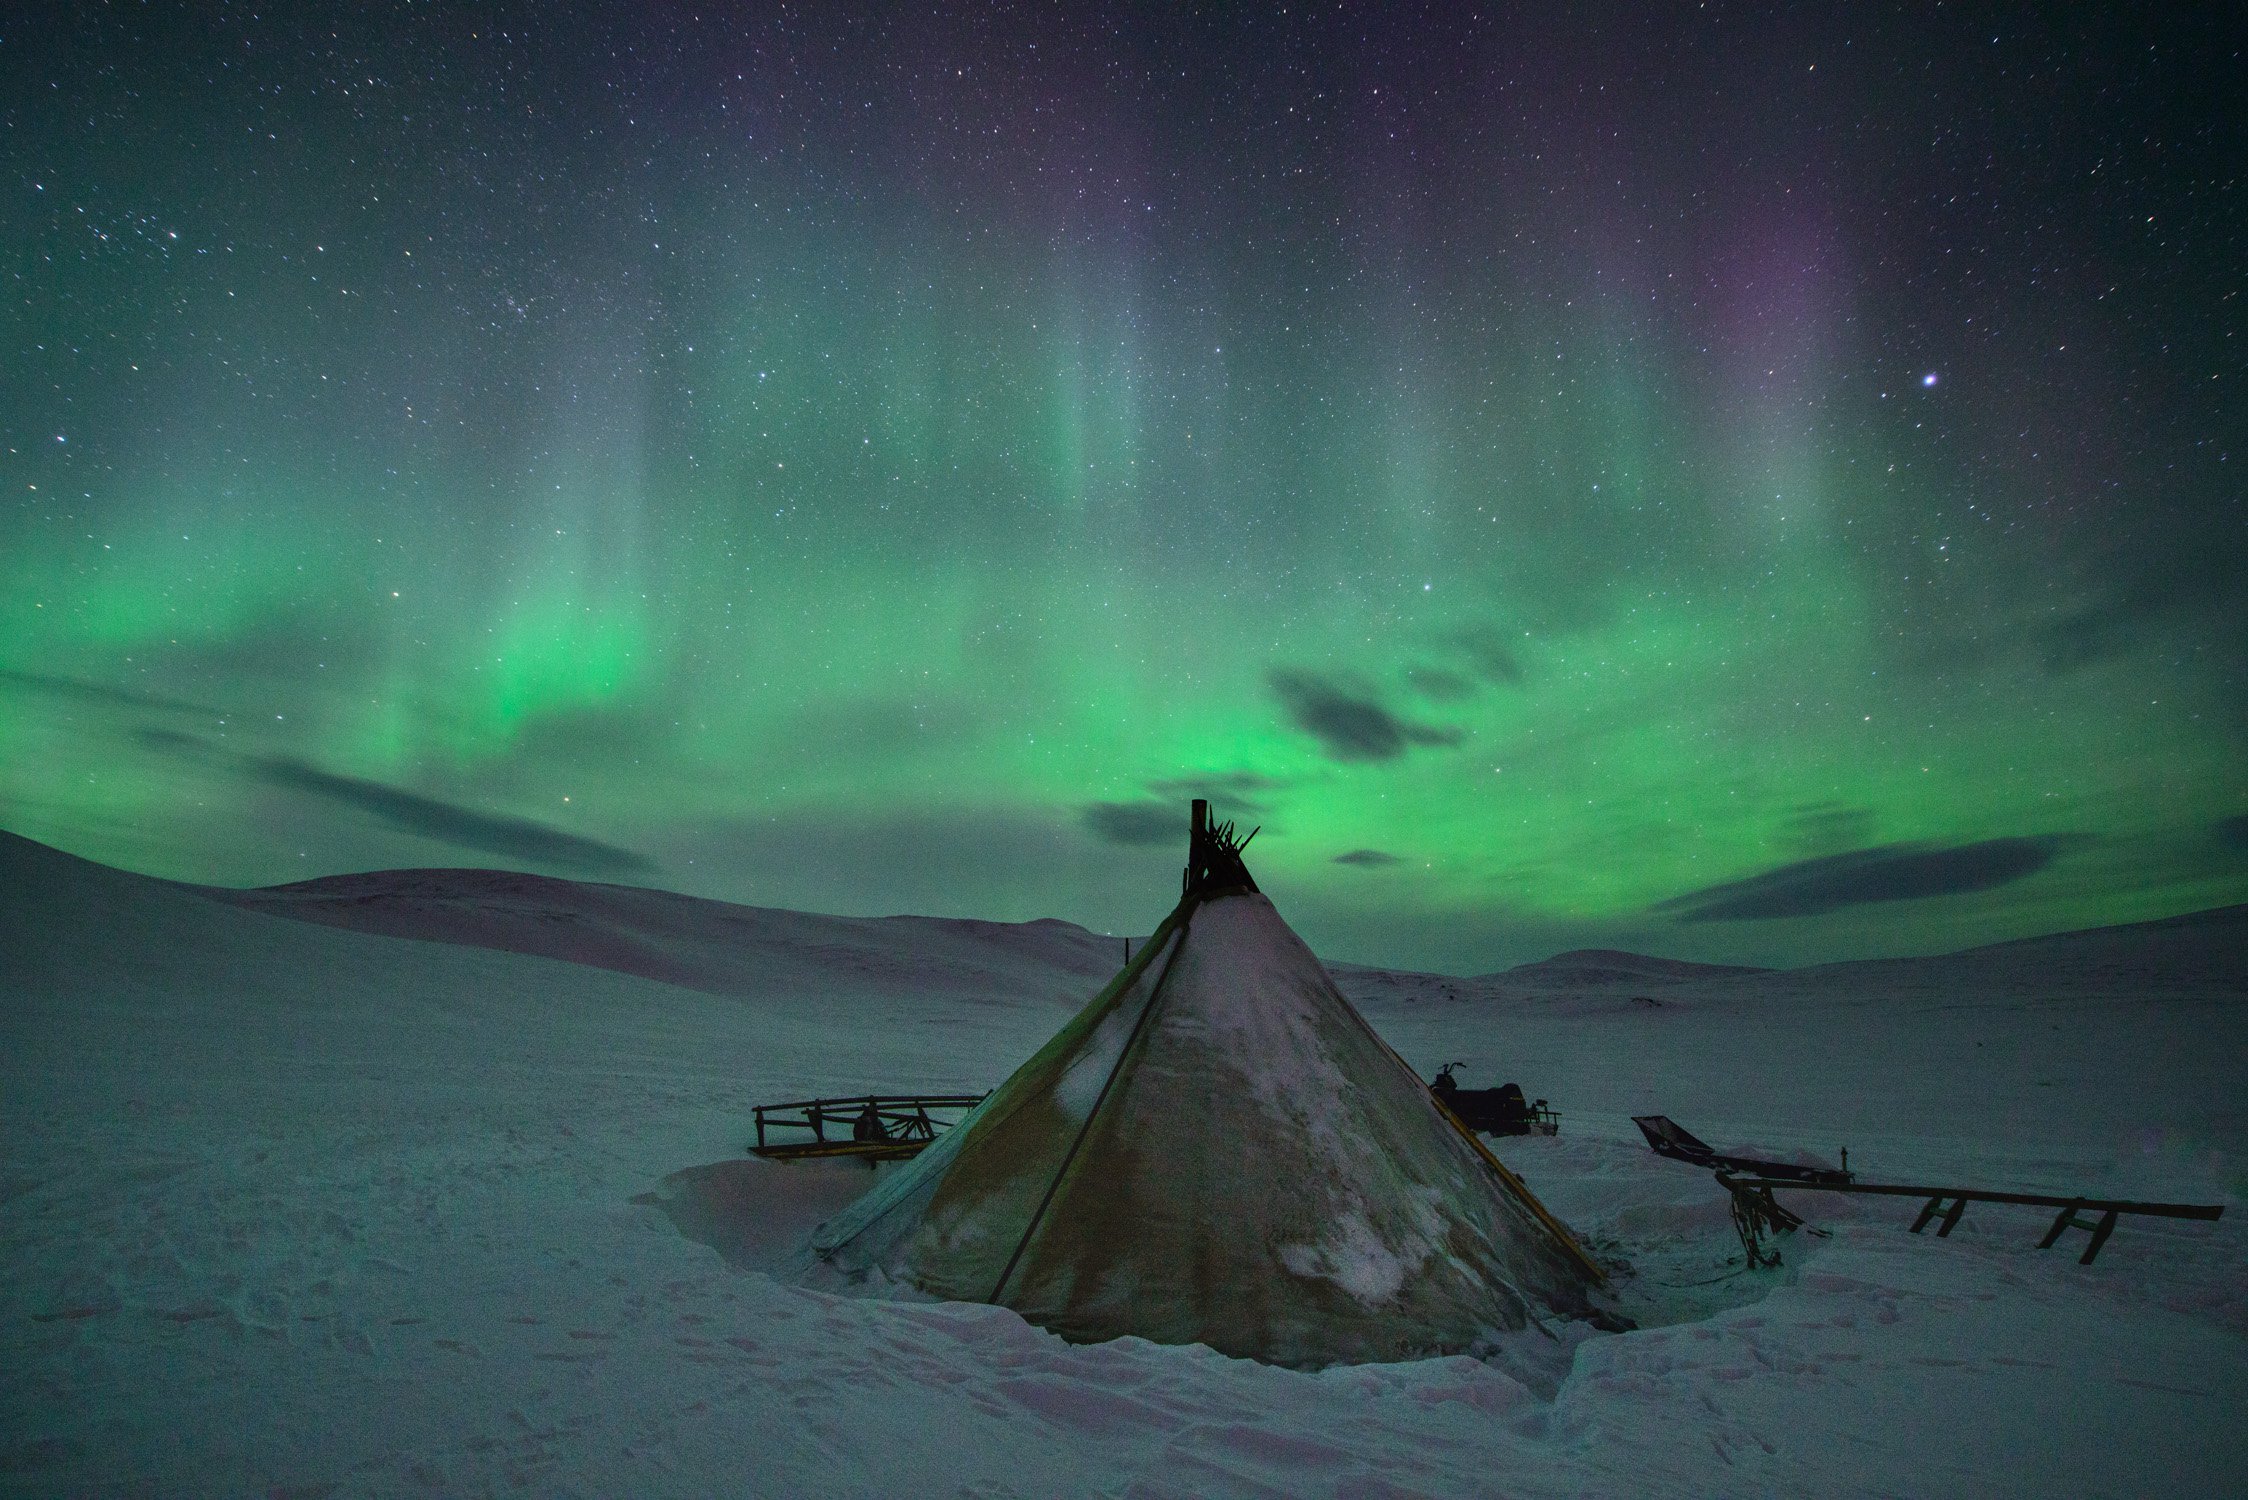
[1657,838,2059,922]
[1,668,221,717]
[1448,626,1526,687]
[251,758,657,877]
[2036,545,2246,676]
[1332,848,1401,867]
[1146,772,1284,811]
[1269,669,1462,763]
[136,730,654,876]
[1080,800,1184,847]
[1083,774,1282,848]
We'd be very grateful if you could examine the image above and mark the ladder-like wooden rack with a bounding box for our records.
[1715,1170,2224,1267]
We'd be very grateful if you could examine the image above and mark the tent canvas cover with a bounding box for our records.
[813,804,1615,1367]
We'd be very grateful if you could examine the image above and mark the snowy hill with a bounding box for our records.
[3,829,2243,1497]
[199,863,1121,1008]
[1489,947,1774,988]
[1788,901,2248,998]
[192,850,2248,1006]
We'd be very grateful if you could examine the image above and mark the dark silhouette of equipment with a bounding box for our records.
[1431,1063,1558,1136]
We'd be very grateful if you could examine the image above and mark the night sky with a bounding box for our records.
[4,5,2242,971]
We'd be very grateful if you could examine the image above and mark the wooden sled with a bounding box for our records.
[1715,1170,2225,1268]
[750,1094,986,1163]
[1632,1114,1852,1185]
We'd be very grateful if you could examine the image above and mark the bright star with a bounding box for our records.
[1921,372,1939,387]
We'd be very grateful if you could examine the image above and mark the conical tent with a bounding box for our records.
[813,802,1611,1367]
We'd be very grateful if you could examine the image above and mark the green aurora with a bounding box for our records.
[4,6,2242,970]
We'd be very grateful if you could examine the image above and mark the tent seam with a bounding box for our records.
[989,895,1198,1304]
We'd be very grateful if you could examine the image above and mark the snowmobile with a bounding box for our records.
[1429,1063,1558,1136]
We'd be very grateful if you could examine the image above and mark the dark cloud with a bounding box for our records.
[2037,547,2247,676]
[1405,666,1474,702]
[1080,800,1183,847]
[1093,776,1280,846]
[2,668,220,717]
[1400,630,1525,706]
[2217,814,2248,855]
[1268,669,1463,763]
[2039,607,2136,676]
[675,805,1141,928]
[162,612,380,682]
[1658,838,2060,922]
[1783,802,1876,857]
[251,758,656,876]
[135,727,206,753]
[1332,848,1401,867]
[137,729,653,876]
[1145,772,1285,809]
[1448,627,1526,687]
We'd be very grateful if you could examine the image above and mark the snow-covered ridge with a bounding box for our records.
[184,842,2248,1002]
[195,859,1122,1007]
[1790,901,2248,997]
[1487,947,1775,987]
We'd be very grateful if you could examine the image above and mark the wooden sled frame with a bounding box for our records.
[750,1094,987,1163]
[1715,1170,2224,1267]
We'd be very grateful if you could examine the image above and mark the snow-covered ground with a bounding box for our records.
[3,829,2241,1497]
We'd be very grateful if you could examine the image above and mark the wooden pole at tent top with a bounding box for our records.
[1186,798,1209,895]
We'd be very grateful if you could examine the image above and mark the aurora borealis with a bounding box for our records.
[3,5,2242,970]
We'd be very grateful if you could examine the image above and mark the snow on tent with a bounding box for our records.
[812,801,1618,1367]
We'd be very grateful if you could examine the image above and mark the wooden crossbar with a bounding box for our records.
[1715,1173,2223,1266]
